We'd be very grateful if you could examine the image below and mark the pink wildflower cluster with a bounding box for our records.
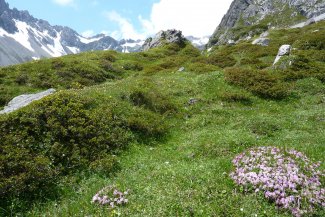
[92,185,129,208]
[230,146,324,217]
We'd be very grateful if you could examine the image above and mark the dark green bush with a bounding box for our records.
[158,58,179,69]
[15,73,29,85]
[129,90,177,114]
[126,108,167,137]
[143,65,164,74]
[122,61,143,71]
[208,53,236,68]
[187,62,219,73]
[180,45,201,57]
[51,58,66,69]
[220,91,252,105]
[0,146,58,197]
[0,88,11,106]
[89,154,119,175]
[280,54,325,82]
[294,31,325,50]
[0,89,170,199]
[0,92,133,198]
[101,52,117,62]
[225,67,289,99]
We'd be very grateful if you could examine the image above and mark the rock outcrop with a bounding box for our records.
[252,31,270,46]
[141,29,187,51]
[208,0,325,47]
[273,45,292,65]
[0,88,56,114]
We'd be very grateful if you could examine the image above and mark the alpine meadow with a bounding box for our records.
[0,0,324,216]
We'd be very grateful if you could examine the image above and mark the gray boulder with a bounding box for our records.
[252,37,270,46]
[141,29,187,51]
[273,45,292,65]
[305,18,316,26]
[0,88,56,114]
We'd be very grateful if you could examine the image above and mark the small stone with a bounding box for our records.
[228,39,235,45]
[188,98,198,105]
[260,31,269,38]
[178,66,185,72]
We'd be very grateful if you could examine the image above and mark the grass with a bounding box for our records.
[5,71,324,217]
[1,22,325,216]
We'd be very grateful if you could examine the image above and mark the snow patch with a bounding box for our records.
[36,31,67,57]
[0,20,35,52]
[67,46,80,54]
[121,41,144,48]
[78,35,103,44]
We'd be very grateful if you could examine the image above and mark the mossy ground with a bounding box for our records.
[1,22,324,216]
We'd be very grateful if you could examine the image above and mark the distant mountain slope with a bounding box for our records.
[208,0,325,47]
[0,0,148,66]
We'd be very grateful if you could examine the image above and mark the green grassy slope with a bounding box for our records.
[0,21,324,216]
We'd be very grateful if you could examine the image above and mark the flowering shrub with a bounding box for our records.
[92,185,129,208]
[230,146,324,217]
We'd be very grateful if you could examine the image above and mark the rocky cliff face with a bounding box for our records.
[141,29,187,51]
[208,0,325,47]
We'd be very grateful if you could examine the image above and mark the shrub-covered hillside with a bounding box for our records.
[0,21,324,216]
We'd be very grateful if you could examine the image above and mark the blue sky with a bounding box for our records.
[6,0,233,39]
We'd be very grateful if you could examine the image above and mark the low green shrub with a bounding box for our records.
[225,67,289,99]
[179,45,201,57]
[0,145,58,197]
[128,88,177,114]
[101,52,117,62]
[143,65,164,74]
[0,92,132,198]
[187,62,219,73]
[158,58,179,69]
[122,61,143,71]
[0,88,11,107]
[0,88,170,199]
[89,154,119,175]
[280,54,325,82]
[126,108,167,137]
[294,31,325,50]
[208,53,236,68]
[220,91,252,105]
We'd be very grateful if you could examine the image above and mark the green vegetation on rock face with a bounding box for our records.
[0,21,325,216]
[207,0,315,46]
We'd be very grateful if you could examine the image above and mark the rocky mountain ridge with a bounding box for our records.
[141,29,187,51]
[208,0,325,46]
[0,0,147,66]
[0,0,208,66]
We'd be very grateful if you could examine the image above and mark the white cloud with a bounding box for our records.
[53,0,75,7]
[143,0,233,37]
[81,30,95,38]
[104,0,233,39]
[104,11,146,39]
